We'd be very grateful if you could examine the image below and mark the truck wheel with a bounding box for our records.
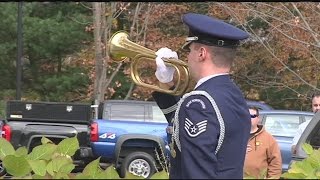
[0,161,6,177]
[120,152,156,179]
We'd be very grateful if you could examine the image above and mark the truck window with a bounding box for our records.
[264,115,300,137]
[108,104,145,122]
[149,105,167,123]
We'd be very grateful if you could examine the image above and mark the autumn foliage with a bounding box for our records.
[11,2,318,111]
[84,2,317,110]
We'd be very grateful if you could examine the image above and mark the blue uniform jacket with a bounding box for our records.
[153,75,251,179]
[152,89,180,144]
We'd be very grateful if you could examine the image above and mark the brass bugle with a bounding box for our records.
[108,31,190,96]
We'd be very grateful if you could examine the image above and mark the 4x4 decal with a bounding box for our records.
[99,133,116,139]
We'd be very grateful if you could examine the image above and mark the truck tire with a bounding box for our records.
[120,151,156,179]
[0,161,6,177]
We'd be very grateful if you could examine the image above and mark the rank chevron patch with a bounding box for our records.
[184,118,208,137]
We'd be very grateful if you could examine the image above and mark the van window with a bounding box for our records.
[150,105,167,123]
[108,104,145,122]
[305,116,313,123]
[309,128,320,148]
[264,115,300,137]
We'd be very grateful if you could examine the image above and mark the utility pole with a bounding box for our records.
[16,2,23,100]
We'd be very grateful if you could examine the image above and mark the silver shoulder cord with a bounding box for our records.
[161,103,178,115]
[172,90,225,155]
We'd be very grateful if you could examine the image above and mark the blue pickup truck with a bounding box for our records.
[90,99,277,178]
[90,100,169,178]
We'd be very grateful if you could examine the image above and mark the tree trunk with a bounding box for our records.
[92,2,107,118]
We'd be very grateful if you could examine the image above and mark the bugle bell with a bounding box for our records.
[108,31,191,96]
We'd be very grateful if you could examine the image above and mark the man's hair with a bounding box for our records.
[248,106,259,116]
[312,92,320,99]
[209,46,236,68]
[193,43,236,68]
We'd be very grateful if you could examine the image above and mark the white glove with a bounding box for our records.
[155,47,178,83]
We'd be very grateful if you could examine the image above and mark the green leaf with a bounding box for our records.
[28,159,47,176]
[27,143,57,160]
[41,136,54,144]
[32,174,51,179]
[96,170,113,179]
[150,171,169,179]
[281,172,306,179]
[60,162,75,174]
[46,156,74,176]
[46,162,54,176]
[21,175,33,179]
[103,165,120,179]
[57,136,79,156]
[299,160,314,175]
[75,173,91,179]
[82,157,102,178]
[306,149,320,168]
[53,172,69,179]
[306,173,318,179]
[289,159,313,175]
[15,147,28,157]
[302,143,314,155]
[3,155,32,177]
[0,138,15,160]
[125,171,144,179]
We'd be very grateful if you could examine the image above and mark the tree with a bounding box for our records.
[1,2,319,111]
[23,2,92,101]
[207,2,320,110]
[0,2,93,102]
[91,2,157,111]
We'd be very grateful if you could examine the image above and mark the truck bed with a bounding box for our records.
[1,100,94,174]
[6,100,92,124]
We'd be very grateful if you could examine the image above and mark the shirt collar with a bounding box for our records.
[194,73,229,89]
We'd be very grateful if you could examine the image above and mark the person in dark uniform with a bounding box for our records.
[152,13,251,179]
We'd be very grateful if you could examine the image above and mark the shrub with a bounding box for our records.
[281,143,320,179]
[0,137,169,179]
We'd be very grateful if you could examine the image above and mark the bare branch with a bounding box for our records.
[125,83,135,100]
[291,3,320,45]
[217,2,320,92]
[79,2,93,10]
[104,62,123,92]
[66,15,90,25]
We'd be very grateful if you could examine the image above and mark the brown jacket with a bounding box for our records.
[244,125,282,179]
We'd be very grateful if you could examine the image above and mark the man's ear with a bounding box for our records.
[198,47,206,61]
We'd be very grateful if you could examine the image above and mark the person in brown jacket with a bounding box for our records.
[244,106,282,179]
